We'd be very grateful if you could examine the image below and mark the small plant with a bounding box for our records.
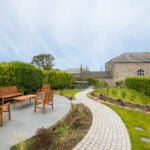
[130,94,136,102]
[121,90,127,99]
[32,127,54,150]
[115,80,125,87]
[94,79,108,92]
[13,141,27,150]
[55,124,71,136]
[68,96,73,100]
[60,92,63,96]
[105,88,109,95]
[111,88,118,97]
[86,78,97,86]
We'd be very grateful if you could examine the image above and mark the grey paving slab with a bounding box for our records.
[0,95,71,150]
[73,89,131,150]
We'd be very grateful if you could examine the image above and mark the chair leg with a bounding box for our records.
[34,101,36,112]
[52,104,53,111]
[8,104,11,120]
[0,111,3,127]
[43,103,45,114]
[2,98,4,105]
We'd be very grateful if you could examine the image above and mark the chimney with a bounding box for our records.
[80,64,83,72]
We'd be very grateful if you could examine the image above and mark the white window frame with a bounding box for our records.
[137,69,144,76]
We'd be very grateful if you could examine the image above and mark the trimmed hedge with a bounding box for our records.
[0,61,74,92]
[125,76,150,96]
[0,61,43,94]
[43,70,73,89]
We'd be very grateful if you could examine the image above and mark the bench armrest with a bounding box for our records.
[37,89,42,93]
[0,103,10,109]
[17,89,24,94]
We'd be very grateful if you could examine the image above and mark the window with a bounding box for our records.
[137,69,144,76]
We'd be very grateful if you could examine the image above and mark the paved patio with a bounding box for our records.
[73,89,131,150]
[0,95,71,150]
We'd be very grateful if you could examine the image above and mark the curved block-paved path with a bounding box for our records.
[73,89,131,150]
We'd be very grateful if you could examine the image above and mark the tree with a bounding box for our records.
[31,54,54,70]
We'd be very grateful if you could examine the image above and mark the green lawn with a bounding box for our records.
[105,103,150,150]
[94,87,150,105]
[55,89,82,100]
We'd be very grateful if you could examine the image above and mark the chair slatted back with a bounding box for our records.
[44,91,53,104]
[42,84,51,92]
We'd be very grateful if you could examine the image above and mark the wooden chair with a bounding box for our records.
[37,84,51,94]
[34,91,54,114]
[0,103,11,127]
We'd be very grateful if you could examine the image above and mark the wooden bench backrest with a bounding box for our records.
[0,88,2,96]
[0,86,18,96]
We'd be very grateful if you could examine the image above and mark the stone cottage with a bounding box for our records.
[105,52,150,85]
[66,52,150,85]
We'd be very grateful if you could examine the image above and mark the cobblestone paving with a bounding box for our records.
[73,89,131,150]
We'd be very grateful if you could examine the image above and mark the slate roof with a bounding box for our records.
[106,52,150,64]
[66,68,89,74]
[80,71,112,78]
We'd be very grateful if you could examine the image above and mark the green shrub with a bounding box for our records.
[111,88,118,97]
[125,77,150,96]
[43,70,73,89]
[120,90,127,99]
[32,127,55,150]
[0,61,43,94]
[115,80,125,87]
[86,78,97,86]
[94,79,108,91]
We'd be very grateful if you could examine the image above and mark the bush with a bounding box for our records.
[43,70,73,89]
[115,80,125,87]
[0,61,43,94]
[86,78,97,86]
[120,90,127,99]
[111,88,118,97]
[31,127,55,150]
[94,79,108,90]
[125,77,150,96]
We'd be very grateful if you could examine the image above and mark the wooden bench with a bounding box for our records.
[0,86,23,105]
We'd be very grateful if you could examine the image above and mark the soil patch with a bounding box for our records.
[90,92,150,113]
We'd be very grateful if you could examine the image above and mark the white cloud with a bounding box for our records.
[0,0,150,70]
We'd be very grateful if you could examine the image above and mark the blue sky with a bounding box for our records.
[0,0,150,70]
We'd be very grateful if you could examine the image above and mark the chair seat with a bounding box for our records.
[36,98,53,104]
[1,93,23,98]
[35,98,44,102]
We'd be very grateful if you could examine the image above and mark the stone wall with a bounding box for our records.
[113,63,150,82]
[72,62,150,86]
[105,62,113,72]
[104,78,114,86]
